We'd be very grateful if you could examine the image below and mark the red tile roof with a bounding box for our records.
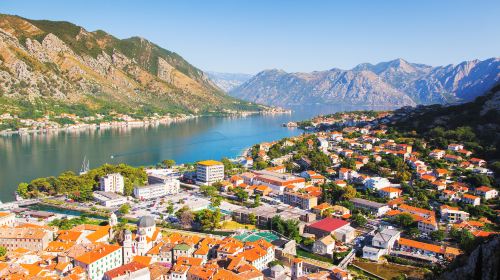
[307,217,348,232]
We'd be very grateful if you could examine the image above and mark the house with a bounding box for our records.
[444,154,462,162]
[447,144,464,151]
[312,203,333,217]
[312,235,336,256]
[379,187,402,199]
[395,238,461,261]
[0,212,16,227]
[462,194,480,206]
[474,186,498,200]
[363,228,400,261]
[103,261,150,280]
[418,216,438,234]
[252,170,306,194]
[282,189,318,210]
[364,177,390,190]
[74,244,123,280]
[433,169,449,179]
[440,190,459,202]
[470,158,486,167]
[429,149,446,159]
[440,205,469,223]
[350,198,390,217]
[305,218,355,243]
[254,185,273,196]
[338,168,358,181]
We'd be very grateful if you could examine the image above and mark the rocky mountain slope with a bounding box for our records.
[206,71,252,92]
[230,58,500,107]
[0,14,261,116]
[440,236,499,280]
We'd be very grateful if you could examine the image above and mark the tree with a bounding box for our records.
[253,194,261,207]
[167,201,174,214]
[196,209,221,231]
[0,246,6,257]
[176,206,194,229]
[211,196,222,207]
[200,185,218,197]
[342,185,357,200]
[248,213,257,225]
[162,159,176,168]
[255,160,268,170]
[352,214,367,227]
[16,182,29,198]
[119,203,130,214]
[395,213,414,228]
[234,187,248,202]
[430,229,445,241]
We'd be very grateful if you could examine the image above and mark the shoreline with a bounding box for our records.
[0,109,292,136]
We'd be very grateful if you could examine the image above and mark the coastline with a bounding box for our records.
[0,108,291,136]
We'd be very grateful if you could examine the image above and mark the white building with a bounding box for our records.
[312,235,336,256]
[196,160,224,185]
[74,244,123,280]
[122,216,162,264]
[93,191,127,208]
[440,206,469,223]
[363,228,400,261]
[0,212,16,227]
[364,177,391,190]
[100,173,125,194]
[134,180,180,200]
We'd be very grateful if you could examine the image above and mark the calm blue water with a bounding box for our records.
[0,105,394,201]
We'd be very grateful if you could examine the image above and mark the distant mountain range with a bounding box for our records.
[0,14,262,116]
[206,71,252,92]
[228,58,500,107]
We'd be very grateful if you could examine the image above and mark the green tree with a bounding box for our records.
[430,229,445,241]
[248,213,257,225]
[167,201,174,214]
[253,194,261,207]
[395,213,415,228]
[352,214,367,227]
[200,185,218,197]
[234,187,248,202]
[0,246,6,257]
[162,159,176,168]
[210,195,222,207]
[16,182,29,198]
[255,160,268,170]
[119,203,131,214]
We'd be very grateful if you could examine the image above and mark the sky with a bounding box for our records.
[1,0,499,74]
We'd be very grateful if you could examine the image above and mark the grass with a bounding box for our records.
[353,260,427,280]
[221,220,256,230]
[296,248,334,264]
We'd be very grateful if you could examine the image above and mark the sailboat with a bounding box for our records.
[79,156,90,175]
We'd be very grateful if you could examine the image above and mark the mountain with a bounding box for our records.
[230,58,500,107]
[0,14,262,117]
[206,71,253,92]
[392,82,500,160]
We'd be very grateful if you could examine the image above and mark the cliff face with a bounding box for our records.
[230,58,500,107]
[0,14,258,115]
[440,236,500,280]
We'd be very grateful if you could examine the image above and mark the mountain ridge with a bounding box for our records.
[230,58,500,107]
[0,14,262,117]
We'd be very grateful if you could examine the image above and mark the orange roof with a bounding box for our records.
[74,243,121,265]
[475,186,493,192]
[399,204,435,217]
[198,160,223,166]
[463,194,479,200]
[57,230,83,242]
[386,209,402,216]
[46,241,75,252]
[380,187,402,193]
[212,269,243,280]
[313,203,332,211]
[20,263,42,276]
[398,238,443,254]
[177,256,203,267]
[132,255,152,266]
[105,261,147,278]
[0,212,13,218]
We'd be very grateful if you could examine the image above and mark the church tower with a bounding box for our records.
[122,229,133,264]
[291,258,303,279]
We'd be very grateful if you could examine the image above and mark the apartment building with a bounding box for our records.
[0,227,53,251]
[282,190,318,210]
[196,160,224,186]
[100,173,125,193]
[74,243,123,280]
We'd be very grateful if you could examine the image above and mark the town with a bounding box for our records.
[0,110,498,280]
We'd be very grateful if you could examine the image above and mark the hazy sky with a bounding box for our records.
[2,0,499,73]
